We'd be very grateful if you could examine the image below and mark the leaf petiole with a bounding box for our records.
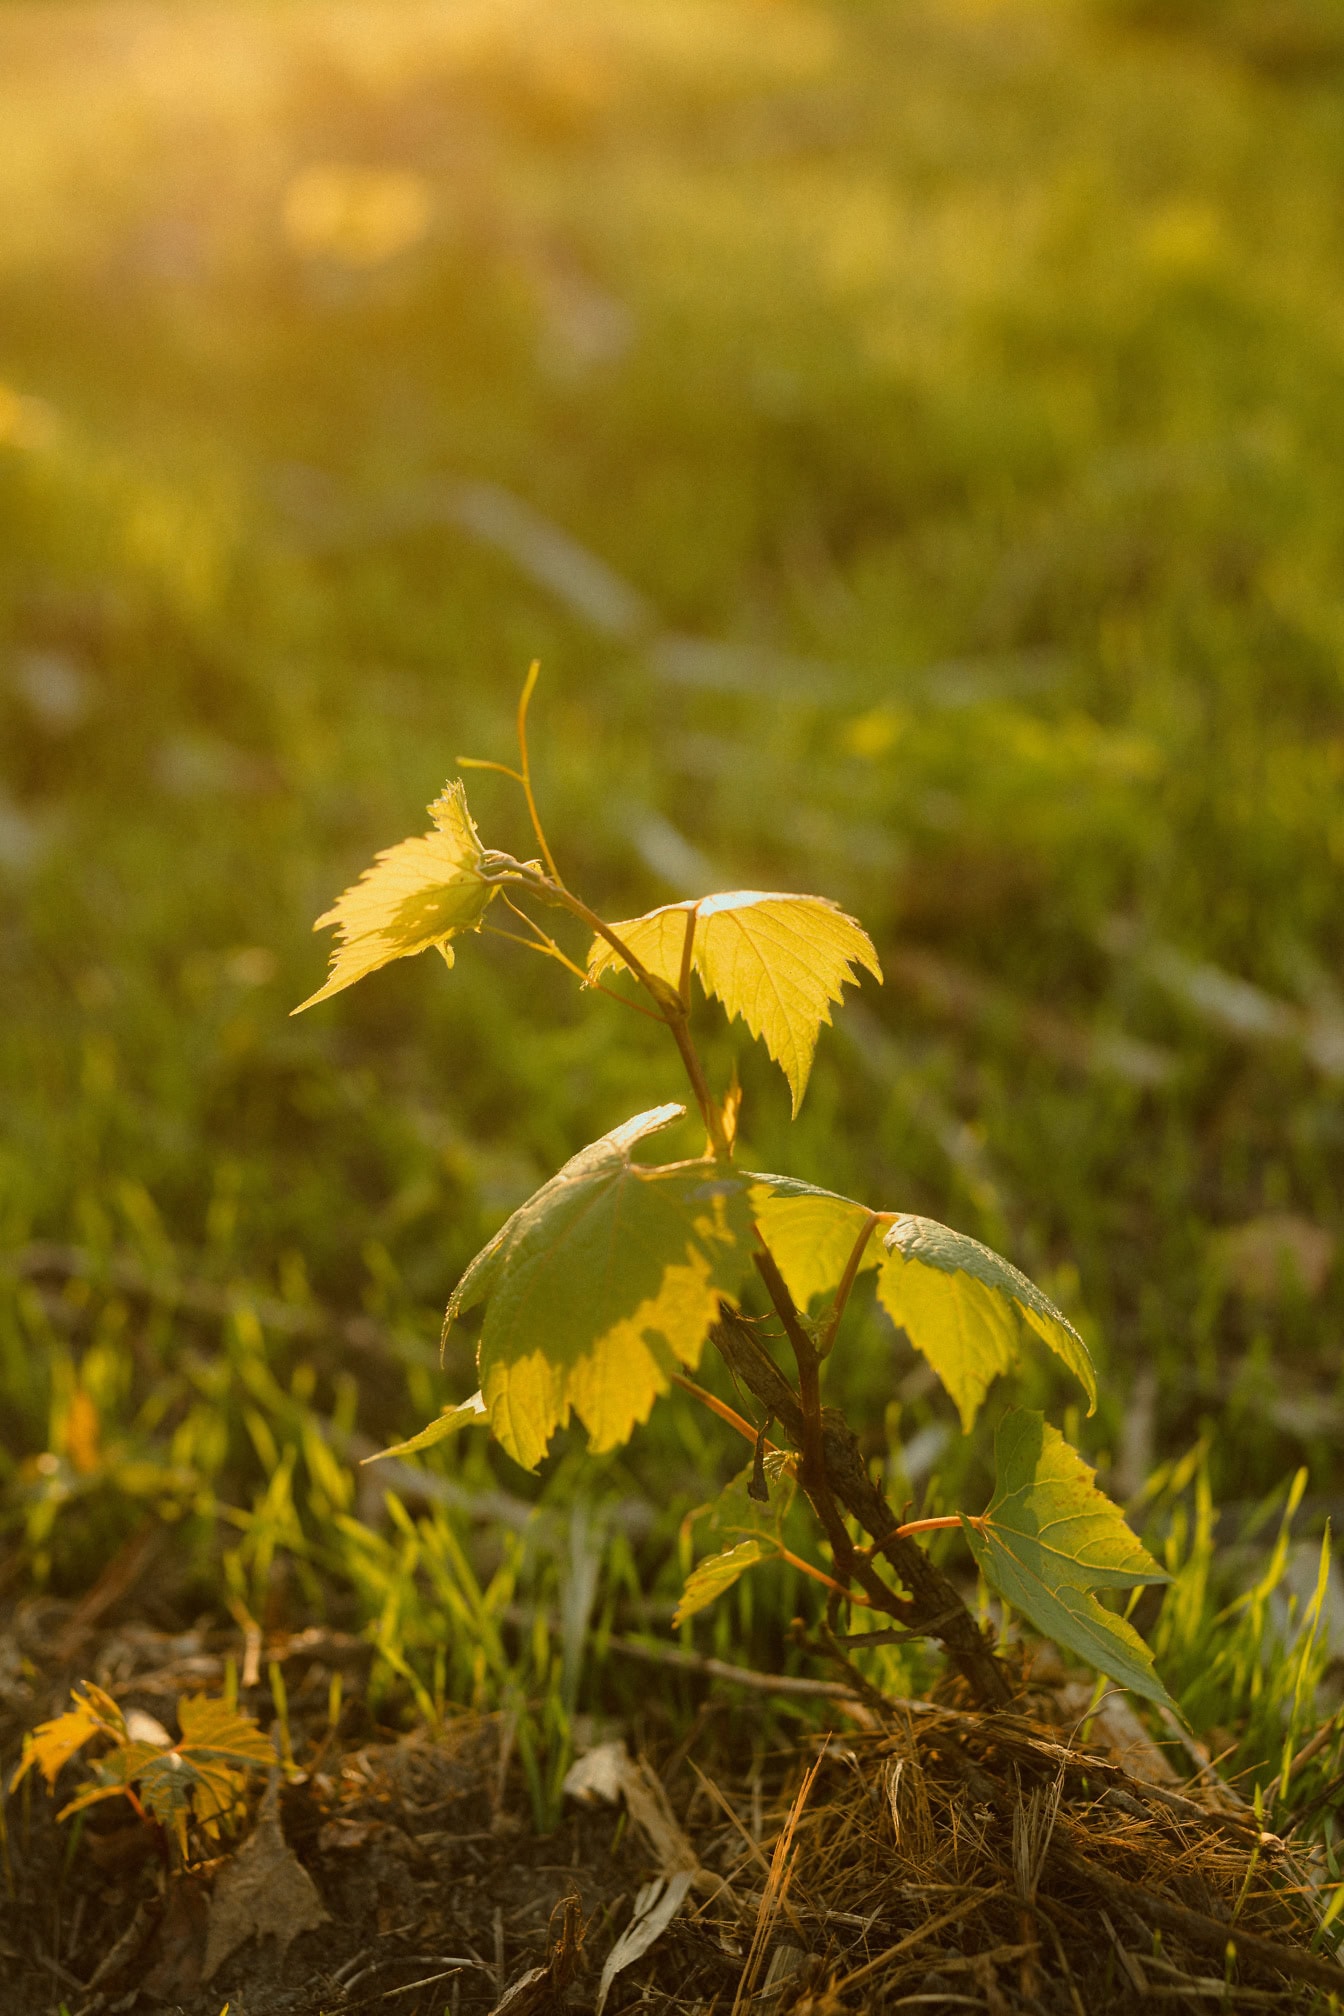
[817,1210,891,1356]
[456,756,526,785]
[671,1372,784,1455]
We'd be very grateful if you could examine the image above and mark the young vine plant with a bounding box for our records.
[296,668,1174,1714]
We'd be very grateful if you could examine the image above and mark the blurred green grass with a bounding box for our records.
[2,0,1343,1767]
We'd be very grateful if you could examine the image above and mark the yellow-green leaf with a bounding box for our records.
[674,1456,796,1626]
[749,1174,880,1314]
[447,1105,757,1469]
[877,1216,1096,1431]
[294,779,493,1012]
[10,1682,125,1792]
[674,1539,769,1625]
[963,1411,1173,1710]
[367,1390,489,1463]
[587,892,881,1114]
[174,1694,277,1770]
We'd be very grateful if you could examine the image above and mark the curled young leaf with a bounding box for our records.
[587,892,881,1114]
[294,779,494,1012]
[877,1215,1096,1431]
[447,1106,758,1469]
[963,1411,1173,1709]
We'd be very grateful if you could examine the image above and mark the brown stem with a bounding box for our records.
[750,1251,923,1633]
[505,868,730,1157]
[752,1246,823,1484]
[710,1304,1012,1707]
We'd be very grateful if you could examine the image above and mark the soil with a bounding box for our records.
[2,1595,1341,2016]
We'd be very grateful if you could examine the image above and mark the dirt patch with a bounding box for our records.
[2,1600,1340,2014]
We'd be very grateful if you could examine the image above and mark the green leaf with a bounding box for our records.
[877,1215,1096,1430]
[674,1539,770,1625]
[674,1455,796,1626]
[749,1174,880,1313]
[446,1105,757,1469]
[368,1391,489,1462]
[294,779,494,1012]
[587,892,881,1114]
[962,1410,1174,1710]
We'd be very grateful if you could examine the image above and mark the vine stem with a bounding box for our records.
[750,1243,924,1633]
[497,865,730,1158]
[515,661,563,885]
[710,1304,1012,1706]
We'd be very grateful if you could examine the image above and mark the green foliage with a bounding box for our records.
[12,1683,274,1859]
[376,1389,488,1461]
[961,1412,1173,1709]
[315,720,1171,1712]
[878,1217,1097,1430]
[443,1103,758,1468]
[674,1455,796,1626]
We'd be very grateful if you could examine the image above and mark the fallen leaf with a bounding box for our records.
[141,1874,212,2000]
[562,1741,700,1879]
[202,1784,329,1982]
[595,1874,694,2016]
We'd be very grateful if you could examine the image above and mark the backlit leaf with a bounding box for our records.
[963,1411,1172,1709]
[674,1456,796,1626]
[587,892,881,1113]
[877,1216,1096,1430]
[9,1682,125,1791]
[369,1390,489,1462]
[446,1105,757,1469]
[675,1539,769,1625]
[294,779,494,1012]
[60,1695,272,1850]
[174,1694,278,1770]
[749,1174,881,1313]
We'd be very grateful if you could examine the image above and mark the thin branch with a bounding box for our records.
[752,1246,824,1483]
[606,1636,862,1704]
[515,661,563,885]
[534,878,728,1155]
[750,1245,917,1633]
[482,916,665,1022]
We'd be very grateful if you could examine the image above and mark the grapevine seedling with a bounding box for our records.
[10,1683,275,1860]
[295,668,1174,1712]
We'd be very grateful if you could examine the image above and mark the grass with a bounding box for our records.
[2,0,1344,1827]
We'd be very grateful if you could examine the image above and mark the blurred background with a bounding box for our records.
[3,0,1344,1770]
